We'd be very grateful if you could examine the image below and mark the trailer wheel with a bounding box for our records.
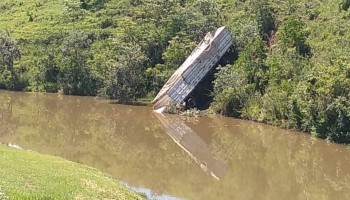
[187,97,196,108]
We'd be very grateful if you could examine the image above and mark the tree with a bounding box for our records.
[250,0,275,38]
[0,34,21,89]
[96,39,148,102]
[59,31,96,95]
[277,16,310,56]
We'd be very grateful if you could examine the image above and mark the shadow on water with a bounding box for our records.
[1,90,350,200]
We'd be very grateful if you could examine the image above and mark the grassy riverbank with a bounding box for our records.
[0,145,144,200]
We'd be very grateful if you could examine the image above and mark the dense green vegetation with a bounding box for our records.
[0,145,144,199]
[0,0,350,143]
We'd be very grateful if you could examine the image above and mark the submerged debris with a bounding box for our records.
[157,102,204,119]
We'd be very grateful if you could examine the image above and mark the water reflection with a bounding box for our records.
[0,90,350,200]
[154,112,227,180]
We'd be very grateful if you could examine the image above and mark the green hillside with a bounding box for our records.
[1,0,350,143]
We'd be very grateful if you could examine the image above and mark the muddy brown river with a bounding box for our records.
[0,90,350,200]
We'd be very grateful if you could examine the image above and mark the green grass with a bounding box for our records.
[0,0,65,39]
[0,0,121,40]
[0,145,144,200]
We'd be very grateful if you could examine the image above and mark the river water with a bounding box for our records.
[0,90,350,200]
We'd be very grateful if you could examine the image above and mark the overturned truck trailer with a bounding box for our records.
[152,26,233,112]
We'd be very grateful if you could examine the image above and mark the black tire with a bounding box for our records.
[187,97,196,108]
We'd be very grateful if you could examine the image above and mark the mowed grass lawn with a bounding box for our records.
[0,145,144,200]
